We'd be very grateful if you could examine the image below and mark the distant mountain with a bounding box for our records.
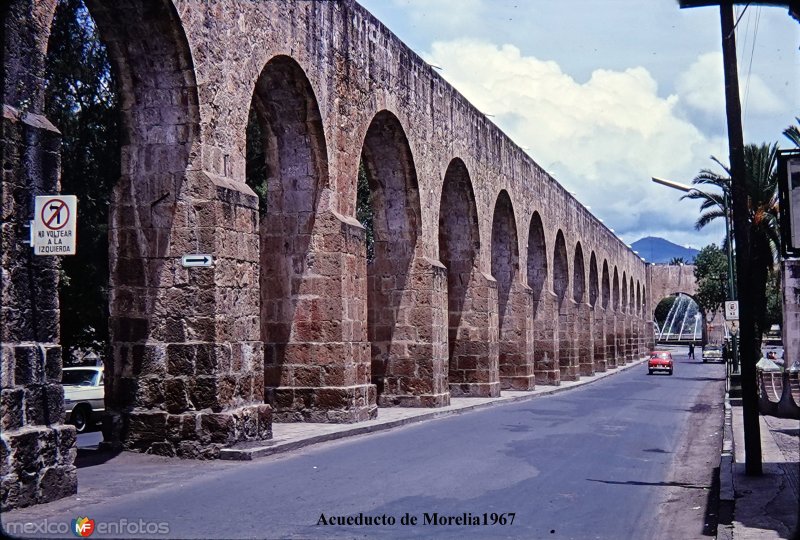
[630,236,699,264]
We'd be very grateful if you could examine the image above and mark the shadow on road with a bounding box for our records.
[671,376,725,382]
[76,447,122,469]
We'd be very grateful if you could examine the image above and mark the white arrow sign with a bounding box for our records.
[181,254,213,268]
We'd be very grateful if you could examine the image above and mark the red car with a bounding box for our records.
[648,351,673,375]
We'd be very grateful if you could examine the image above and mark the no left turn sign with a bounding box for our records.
[41,198,70,230]
[33,195,77,255]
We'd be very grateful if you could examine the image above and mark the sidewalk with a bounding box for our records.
[221,357,648,460]
[718,400,800,539]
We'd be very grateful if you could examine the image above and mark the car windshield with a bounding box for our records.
[62,370,98,386]
[650,353,669,359]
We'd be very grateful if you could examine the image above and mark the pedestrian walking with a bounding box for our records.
[688,342,695,359]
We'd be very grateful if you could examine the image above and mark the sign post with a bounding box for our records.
[32,195,77,255]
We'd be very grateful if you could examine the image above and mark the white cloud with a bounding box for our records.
[424,39,729,247]
[677,51,786,122]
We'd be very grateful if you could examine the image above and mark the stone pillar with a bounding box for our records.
[498,283,535,390]
[104,171,272,457]
[1,107,78,511]
[636,317,644,358]
[578,303,594,376]
[265,210,377,421]
[375,257,450,407]
[625,314,634,363]
[645,319,656,352]
[448,272,500,397]
[593,307,607,372]
[782,258,800,365]
[606,313,618,368]
[534,292,559,385]
[558,299,579,381]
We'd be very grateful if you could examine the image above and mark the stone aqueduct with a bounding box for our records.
[2,0,685,509]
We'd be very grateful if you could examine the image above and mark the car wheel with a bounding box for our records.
[648,369,653,375]
[668,369,673,376]
[71,404,92,433]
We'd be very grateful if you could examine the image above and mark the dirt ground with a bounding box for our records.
[653,377,727,540]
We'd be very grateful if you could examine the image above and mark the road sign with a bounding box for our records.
[181,254,213,268]
[725,319,739,336]
[725,300,739,321]
[33,195,77,255]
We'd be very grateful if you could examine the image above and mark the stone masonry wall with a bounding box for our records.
[3,0,654,510]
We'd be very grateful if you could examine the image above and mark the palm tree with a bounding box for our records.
[784,117,800,148]
[669,257,687,265]
[682,142,780,340]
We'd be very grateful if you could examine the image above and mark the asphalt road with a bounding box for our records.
[5,347,725,539]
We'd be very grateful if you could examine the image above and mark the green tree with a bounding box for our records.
[669,257,687,265]
[682,143,781,343]
[45,0,119,360]
[764,269,782,330]
[693,244,728,320]
[654,295,676,330]
[356,160,374,261]
[245,104,269,215]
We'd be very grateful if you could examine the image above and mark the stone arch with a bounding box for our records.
[362,110,448,407]
[45,0,210,451]
[642,285,648,314]
[622,272,629,314]
[589,252,599,308]
[553,231,575,378]
[439,159,497,397]
[612,267,622,363]
[252,55,335,421]
[492,191,533,390]
[630,276,635,314]
[553,231,569,304]
[492,191,520,332]
[573,242,586,304]
[2,0,278,503]
[589,252,605,372]
[528,211,556,384]
[527,212,548,308]
[573,242,591,376]
[77,1,203,439]
[636,281,642,316]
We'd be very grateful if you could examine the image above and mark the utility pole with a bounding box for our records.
[719,1,762,476]
[678,0,764,475]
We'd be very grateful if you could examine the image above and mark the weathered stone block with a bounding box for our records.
[165,378,193,414]
[13,345,43,385]
[126,411,167,449]
[1,389,24,431]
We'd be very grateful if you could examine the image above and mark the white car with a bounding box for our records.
[62,366,104,432]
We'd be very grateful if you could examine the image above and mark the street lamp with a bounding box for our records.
[651,177,739,371]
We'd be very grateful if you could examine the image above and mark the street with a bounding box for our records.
[4,347,726,539]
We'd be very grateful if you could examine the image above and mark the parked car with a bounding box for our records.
[62,366,104,432]
[702,344,723,363]
[648,351,673,375]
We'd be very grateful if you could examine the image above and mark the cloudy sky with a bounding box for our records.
[358,0,799,253]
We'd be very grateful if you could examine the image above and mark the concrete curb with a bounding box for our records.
[220,356,649,461]
[717,393,734,540]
